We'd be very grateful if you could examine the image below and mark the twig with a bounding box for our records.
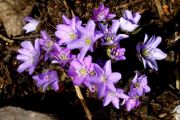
[118,0,144,9]
[74,86,92,120]
[154,0,164,19]
[13,34,55,40]
[0,34,14,43]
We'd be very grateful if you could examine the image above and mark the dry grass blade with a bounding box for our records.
[74,86,92,120]
[0,34,14,43]
[154,0,165,18]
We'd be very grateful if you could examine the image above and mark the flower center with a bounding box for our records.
[44,75,52,81]
[100,74,108,83]
[97,13,105,20]
[111,49,121,57]
[46,41,53,48]
[58,54,68,60]
[134,83,140,88]
[142,49,150,57]
[106,36,112,42]
[105,33,115,43]
[85,38,92,45]
[108,91,117,97]
[76,67,88,77]
[70,33,76,40]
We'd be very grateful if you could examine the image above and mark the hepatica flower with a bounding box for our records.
[68,55,94,86]
[136,34,167,71]
[67,20,103,59]
[119,10,141,32]
[99,20,129,45]
[39,30,54,61]
[23,17,40,33]
[62,15,82,26]
[130,72,151,96]
[93,3,116,22]
[107,45,126,61]
[55,16,79,45]
[125,90,140,111]
[17,39,40,75]
[103,88,129,109]
[50,43,75,67]
[32,70,59,91]
[91,60,121,97]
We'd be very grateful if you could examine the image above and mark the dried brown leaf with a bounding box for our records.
[0,0,35,37]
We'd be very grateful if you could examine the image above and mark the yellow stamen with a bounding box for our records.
[46,41,53,47]
[108,91,117,97]
[106,37,112,42]
[59,54,68,60]
[134,83,140,88]
[79,68,88,76]
[142,49,150,57]
[100,74,107,83]
[85,38,92,45]
[70,34,76,40]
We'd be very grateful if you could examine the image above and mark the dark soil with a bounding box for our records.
[0,0,180,120]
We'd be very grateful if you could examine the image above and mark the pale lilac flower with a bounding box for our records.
[39,30,54,61]
[99,20,129,45]
[136,34,167,71]
[67,20,103,59]
[103,88,129,109]
[32,70,59,91]
[17,39,40,75]
[125,91,140,111]
[83,81,97,93]
[93,3,116,22]
[119,10,141,32]
[90,60,121,98]
[50,43,75,67]
[68,55,94,86]
[108,46,126,61]
[130,72,151,96]
[23,17,40,33]
[55,17,79,45]
[62,15,82,26]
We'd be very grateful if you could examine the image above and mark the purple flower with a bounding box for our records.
[68,55,94,86]
[130,72,151,96]
[136,34,167,71]
[83,81,97,93]
[32,70,59,91]
[62,15,82,26]
[23,17,40,33]
[55,17,79,45]
[67,20,103,59]
[90,60,121,98]
[92,3,116,22]
[50,43,75,67]
[17,39,40,75]
[125,91,140,111]
[39,30,54,61]
[107,46,126,61]
[103,88,129,109]
[119,10,141,32]
[99,20,129,45]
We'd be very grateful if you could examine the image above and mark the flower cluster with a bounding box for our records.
[17,3,167,111]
